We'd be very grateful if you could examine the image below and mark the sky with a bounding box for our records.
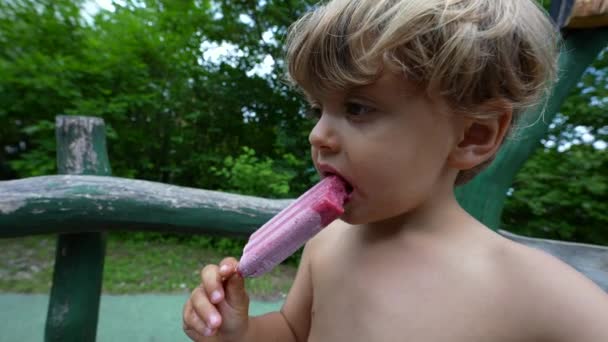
[82,0,115,16]
[82,0,275,78]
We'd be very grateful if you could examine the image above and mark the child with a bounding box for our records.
[183,0,608,340]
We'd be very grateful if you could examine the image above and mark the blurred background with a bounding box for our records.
[0,0,606,297]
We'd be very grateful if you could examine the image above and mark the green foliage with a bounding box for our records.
[112,231,248,261]
[504,145,608,244]
[112,230,302,266]
[0,0,314,193]
[0,0,607,246]
[211,146,302,198]
[8,120,56,176]
[0,234,295,297]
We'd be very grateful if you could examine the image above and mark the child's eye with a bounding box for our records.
[305,105,322,121]
[345,102,374,118]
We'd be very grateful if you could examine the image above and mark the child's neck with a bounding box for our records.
[361,186,472,241]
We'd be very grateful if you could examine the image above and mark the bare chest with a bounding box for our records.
[307,243,522,342]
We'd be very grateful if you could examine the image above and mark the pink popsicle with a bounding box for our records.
[238,175,348,277]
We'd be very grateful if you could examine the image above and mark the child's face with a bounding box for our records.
[307,72,463,225]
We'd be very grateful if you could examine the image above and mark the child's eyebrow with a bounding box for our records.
[346,84,377,97]
[300,89,325,105]
[348,76,421,101]
[302,93,318,105]
[345,82,393,102]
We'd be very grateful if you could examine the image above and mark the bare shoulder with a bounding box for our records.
[305,219,352,256]
[493,235,608,341]
[494,236,607,297]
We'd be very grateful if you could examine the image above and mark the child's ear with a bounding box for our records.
[448,100,513,171]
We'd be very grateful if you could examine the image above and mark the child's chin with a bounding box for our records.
[339,209,368,226]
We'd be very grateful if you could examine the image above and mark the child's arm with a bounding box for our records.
[182,242,316,342]
[538,253,608,341]
[509,245,608,341]
[276,241,316,341]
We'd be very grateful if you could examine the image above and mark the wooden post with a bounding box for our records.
[45,116,111,342]
[455,28,608,230]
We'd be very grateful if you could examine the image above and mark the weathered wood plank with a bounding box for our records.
[0,175,291,238]
[55,116,112,176]
[45,116,111,342]
[499,230,608,292]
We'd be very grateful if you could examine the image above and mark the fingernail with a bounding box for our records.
[211,290,222,302]
[203,327,214,336]
[209,313,220,327]
[220,264,231,273]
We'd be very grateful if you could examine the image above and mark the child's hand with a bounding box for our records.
[183,257,250,341]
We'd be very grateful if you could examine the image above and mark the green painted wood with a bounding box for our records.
[456,28,608,230]
[45,116,112,342]
[0,175,290,238]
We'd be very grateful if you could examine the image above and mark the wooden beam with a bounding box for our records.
[45,116,110,342]
[0,175,291,238]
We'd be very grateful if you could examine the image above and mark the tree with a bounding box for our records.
[503,49,608,245]
[0,0,606,244]
[0,0,316,194]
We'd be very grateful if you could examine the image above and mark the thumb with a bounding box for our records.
[223,271,249,314]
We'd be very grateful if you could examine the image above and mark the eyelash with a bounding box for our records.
[345,102,374,118]
[305,102,375,122]
[306,105,322,121]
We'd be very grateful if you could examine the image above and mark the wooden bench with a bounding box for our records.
[0,26,607,342]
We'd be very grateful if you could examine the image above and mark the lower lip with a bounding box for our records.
[344,189,355,205]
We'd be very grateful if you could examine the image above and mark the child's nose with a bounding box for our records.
[308,114,340,152]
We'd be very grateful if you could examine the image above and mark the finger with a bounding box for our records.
[184,326,203,341]
[223,271,249,314]
[183,307,208,338]
[184,320,217,340]
[219,257,239,279]
[191,286,223,330]
[183,297,213,338]
[201,264,224,304]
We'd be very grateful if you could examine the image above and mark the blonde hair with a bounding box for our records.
[285,0,560,184]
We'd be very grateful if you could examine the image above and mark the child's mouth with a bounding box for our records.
[323,172,354,203]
